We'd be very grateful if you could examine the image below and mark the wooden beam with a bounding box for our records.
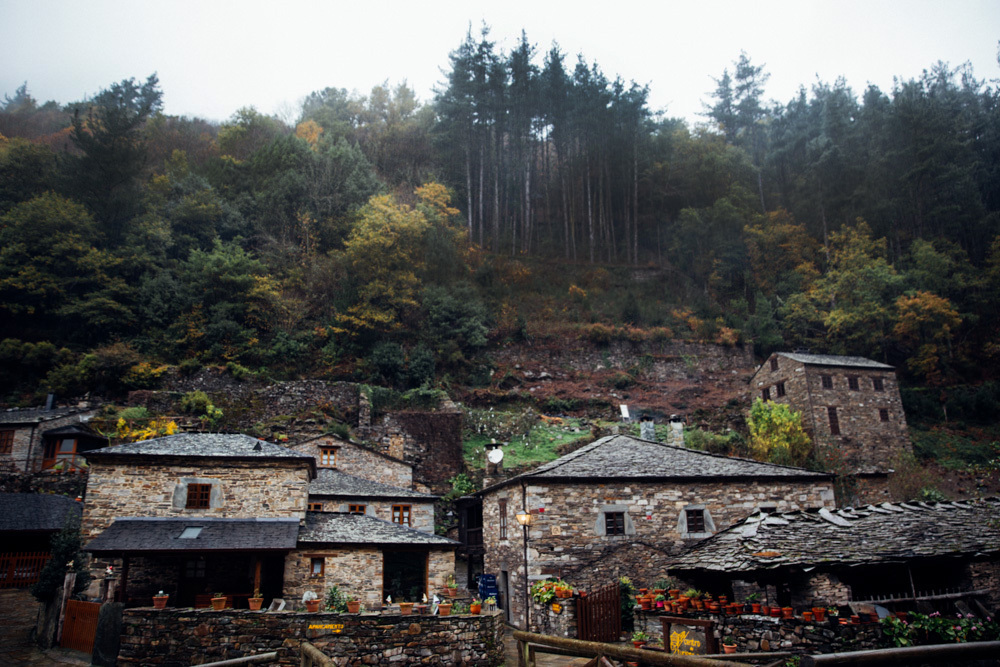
[512,630,754,666]
[800,640,1000,666]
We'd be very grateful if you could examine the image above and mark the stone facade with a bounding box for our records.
[483,479,835,628]
[363,408,464,493]
[306,499,436,533]
[969,560,1000,609]
[81,459,311,541]
[291,436,413,488]
[118,607,505,666]
[751,353,912,477]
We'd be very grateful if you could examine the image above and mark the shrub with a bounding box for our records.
[225,361,253,381]
[323,584,347,612]
[178,358,201,377]
[179,390,211,415]
[370,342,405,387]
[584,323,614,345]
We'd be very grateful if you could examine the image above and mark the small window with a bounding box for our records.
[186,483,212,509]
[498,499,507,539]
[348,504,366,514]
[828,407,840,436]
[179,526,203,539]
[392,504,412,526]
[821,375,833,389]
[872,377,884,392]
[319,447,338,467]
[0,429,13,455]
[770,357,778,371]
[879,408,889,422]
[605,511,626,536]
[308,502,323,511]
[310,557,324,576]
[848,376,860,391]
[685,509,706,534]
[776,381,786,398]
[761,387,771,401]
[759,506,777,515]
[184,559,206,578]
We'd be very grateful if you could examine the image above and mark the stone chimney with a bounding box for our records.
[639,416,657,442]
[666,414,685,447]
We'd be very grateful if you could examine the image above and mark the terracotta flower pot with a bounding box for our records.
[782,607,794,619]
[802,611,813,622]
[751,603,761,614]
[850,615,861,625]
[248,597,264,611]
[470,603,481,615]
[770,607,782,618]
[668,589,680,599]
[811,607,826,622]
[438,603,452,616]
[722,644,737,655]
[399,602,414,615]
[632,641,646,649]
[152,595,168,609]
[211,596,227,611]
[693,600,704,610]
[305,599,320,612]
[640,598,652,610]
[446,587,458,597]
[346,600,361,613]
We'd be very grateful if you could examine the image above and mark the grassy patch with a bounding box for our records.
[910,427,998,470]
[463,415,590,470]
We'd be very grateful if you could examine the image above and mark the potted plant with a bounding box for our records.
[746,592,761,614]
[722,637,737,654]
[445,574,458,597]
[631,630,649,648]
[249,588,264,611]
[653,593,666,609]
[399,601,414,615]
[685,589,702,610]
[470,598,482,614]
[346,596,361,613]
[438,602,453,616]
[639,595,653,610]
[152,590,168,609]
[211,592,227,611]
[483,596,497,612]
[302,590,320,612]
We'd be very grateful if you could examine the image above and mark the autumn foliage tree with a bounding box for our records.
[746,398,812,467]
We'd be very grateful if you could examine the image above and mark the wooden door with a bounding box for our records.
[61,600,101,653]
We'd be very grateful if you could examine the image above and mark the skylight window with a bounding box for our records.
[179,526,203,539]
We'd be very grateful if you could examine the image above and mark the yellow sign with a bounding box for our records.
[309,624,345,632]
[550,603,563,614]
[670,629,702,655]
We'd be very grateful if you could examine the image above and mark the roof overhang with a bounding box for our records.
[84,517,300,555]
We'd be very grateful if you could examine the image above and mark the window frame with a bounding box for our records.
[319,446,338,467]
[310,557,325,577]
[392,504,412,527]
[828,406,841,436]
[872,377,885,392]
[498,499,508,539]
[769,357,778,371]
[685,508,706,534]
[308,502,323,511]
[186,483,213,509]
[0,429,13,455]
[604,511,626,536]
[879,408,890,422]
[848,375,860,391]
[348,504,366,514]
[821,374,833,390]
[776,381,786,398]
[761,387,771,401]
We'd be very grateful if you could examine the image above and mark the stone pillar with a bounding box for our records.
[640,418,656,442]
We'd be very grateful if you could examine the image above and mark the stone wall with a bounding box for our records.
[82,459,312,540]
[118,607,505,666]
[529,597,577,637]
[969,560,1000,609]
[852,474,893,506]
[482,478,835,627]
[752,356,912,475]
[291,436,413,488]
[307,500,436,534]
[0,469,88,497]
[364,408,463,493]
[635,612,885,656]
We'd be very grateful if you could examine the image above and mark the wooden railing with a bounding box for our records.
[0,551,51,589]
[513,630,755,666]
[800,641,1000,666]
[299,641,336,667]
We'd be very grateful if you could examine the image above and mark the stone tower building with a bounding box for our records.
[749,352,913,504]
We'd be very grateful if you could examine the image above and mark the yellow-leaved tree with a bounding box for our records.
[746,398,812,467]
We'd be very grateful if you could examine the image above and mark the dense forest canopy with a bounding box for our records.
[1,28,999,403]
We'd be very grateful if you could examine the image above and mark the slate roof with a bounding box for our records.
[298,512,458,548]
[483,434,830,493]
[84,517,300,554]
[669,497,1000,574]
[309,468,436,500]
[0,407,91,425]
[85,433,315,463]
[775,352,894,370]
[0,493,81,532]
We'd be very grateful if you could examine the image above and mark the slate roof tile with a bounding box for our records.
[669,497,1000,574]
[298,512,457,547]
[84,517,300,554]
[0,493,81,532]
[309,468,435,500]
[85,433,314,461]
[0,407,91,425]
[776,352,894,370]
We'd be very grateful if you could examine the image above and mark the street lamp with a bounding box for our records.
[515,509,532,630]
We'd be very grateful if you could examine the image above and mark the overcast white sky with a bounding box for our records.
[2,0,998,127]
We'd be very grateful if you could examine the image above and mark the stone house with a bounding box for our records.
[668,497,1000,613]
[476,433,836,629]
[288,434,422,491]
[0,493,82,589]
[81,433,456,608]
[0,406,105,473]
[749,352,913,504]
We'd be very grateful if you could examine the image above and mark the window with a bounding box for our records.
[776,381,786,398]
[848,376,860,391]
[685,509,706,534]
[43,437,80,470]
[821,375,833,389]
[348,504,366,514]
[770,357,778,371]
[761,387,771,401]
[758,505,777,515]
[498,499,507,539]
[184,559,206,578]
[0,429,13,455]
[879,408,890,422]
[605,511,626,536]
[828,407,840,436]
[308,502,323,511]
[310,557,324,577]
[392,504,412,526]
[319,447,338,467]
[186,483,212,509]
[179,526,203,539]
[872,377,884,392]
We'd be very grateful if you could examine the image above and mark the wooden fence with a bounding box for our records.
[61,599,101,653]
[578,582,622,642]
[0,551,51,589]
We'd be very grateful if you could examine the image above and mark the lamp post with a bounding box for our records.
[515,509,532,630]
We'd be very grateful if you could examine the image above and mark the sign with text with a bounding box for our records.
[669,627,706,655]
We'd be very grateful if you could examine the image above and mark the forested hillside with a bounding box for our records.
[1,29,999,418]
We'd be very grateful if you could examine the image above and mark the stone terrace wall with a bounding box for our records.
[118,608,505,666]
[364,409,463,492]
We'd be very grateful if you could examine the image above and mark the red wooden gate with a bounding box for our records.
[61,599,101,653]
[0,551,51,589]
[577,582,621,642]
